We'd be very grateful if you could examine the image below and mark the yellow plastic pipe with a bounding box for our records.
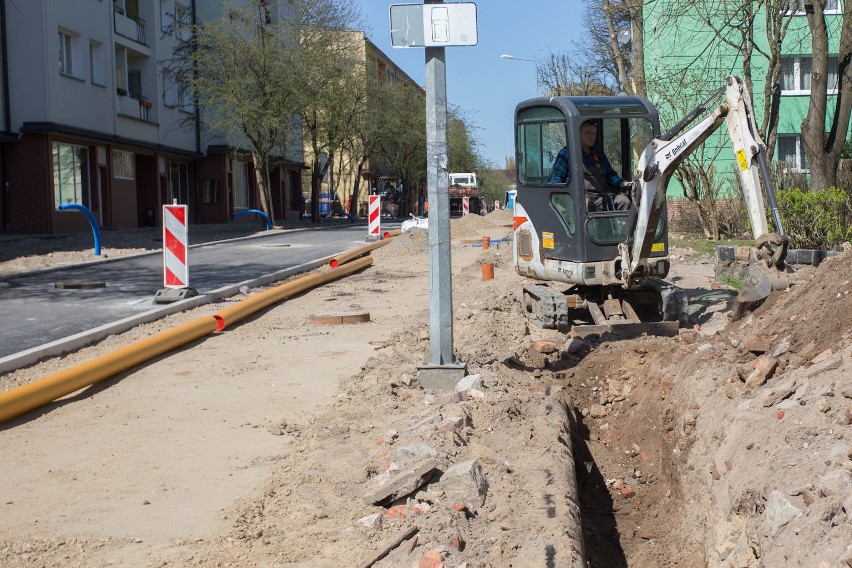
[214,255,373,330]
[328,240,391,268]
[0,317,219,424]
[0,254,378,425]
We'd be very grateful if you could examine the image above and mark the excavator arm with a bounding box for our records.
[620,76,790,303]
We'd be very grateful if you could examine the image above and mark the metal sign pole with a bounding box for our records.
[417,0,466,389]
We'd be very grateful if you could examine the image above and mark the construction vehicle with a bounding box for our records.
[513,76,795,336]
[373,176,407,219]
[449,172,482,216]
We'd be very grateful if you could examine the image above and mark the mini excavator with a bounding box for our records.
[512,76,796,336]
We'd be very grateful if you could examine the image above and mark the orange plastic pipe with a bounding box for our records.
[328,240,390,268]
[215,255,373,330]
[0,255,377,425]
[0,316,219,424]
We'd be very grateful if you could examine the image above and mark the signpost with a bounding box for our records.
[391,2,477,389]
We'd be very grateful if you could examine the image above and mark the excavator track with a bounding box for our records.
[522,284,570,332]
[522,281,685,338]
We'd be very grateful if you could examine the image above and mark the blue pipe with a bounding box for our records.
[471,238,511,247]
[233,209,272,230]
[58,203,101,256]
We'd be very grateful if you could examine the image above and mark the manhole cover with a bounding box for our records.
[309,311,371,325]
[54,281,106,289]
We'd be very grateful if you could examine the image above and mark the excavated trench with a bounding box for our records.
[515,334,704,567]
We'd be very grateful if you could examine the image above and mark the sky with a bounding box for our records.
[355,1,584,168]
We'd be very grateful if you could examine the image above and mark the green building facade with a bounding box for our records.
[644,0,848,195]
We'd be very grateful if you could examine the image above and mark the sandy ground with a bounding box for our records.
[0,211,849,567]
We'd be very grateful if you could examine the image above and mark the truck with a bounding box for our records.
[448,172,482,216]
[512,76,796,336]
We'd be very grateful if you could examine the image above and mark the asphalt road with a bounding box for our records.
[0,225,379,359]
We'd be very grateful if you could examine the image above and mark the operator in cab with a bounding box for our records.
[549,120,632,211]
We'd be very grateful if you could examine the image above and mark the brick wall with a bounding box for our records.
[6,134,53,234]
[197,154,229,224]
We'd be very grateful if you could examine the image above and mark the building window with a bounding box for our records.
[168,161,189,203]
[781,55,839,94]
[777,134,808,172]
[112,150,135,179]
[202,180,219,204]
[163,69,177,107]
[53,142,90,208]
[59,30,75,77]
[178,75,193,113]
[782,0,839,14]
[232,160,251,209]
[90,41,106,86]
[175,2,191,40]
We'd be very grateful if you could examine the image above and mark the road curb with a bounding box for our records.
[0,255,335,375]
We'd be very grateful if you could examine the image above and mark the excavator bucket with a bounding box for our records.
[737,263,773,303]
[730,242,798,321]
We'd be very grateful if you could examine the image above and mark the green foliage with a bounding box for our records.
[717,273,744,292]
[447,111,479,173]
[775,188,852,250]
[670,234,752,258]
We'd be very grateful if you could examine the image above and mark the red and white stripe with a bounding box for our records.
[462,196,470,217]
[163,205,189,288]
[368,195,381,237]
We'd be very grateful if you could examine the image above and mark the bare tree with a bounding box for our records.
[801,0,852,190]
[447,106,480,172]
[338,72,404,218]
[582,0,635,93]
[378,86,426,212]
[537,50,614,96]
[166,1,303,223]
[292,1,366,222]
[683,0,796,159]
[579,0,647,96]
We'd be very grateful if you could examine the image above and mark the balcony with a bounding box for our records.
[117,90,154,122]
[113,5,147,46]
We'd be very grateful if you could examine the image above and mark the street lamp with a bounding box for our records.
[499,53,539,95]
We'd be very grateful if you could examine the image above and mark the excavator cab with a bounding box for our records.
[514,97,670,282]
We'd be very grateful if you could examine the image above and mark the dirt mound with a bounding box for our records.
[729,250,852,356]
[450,211,514,239]
[372,228,429,260]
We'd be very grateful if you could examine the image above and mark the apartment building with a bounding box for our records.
[0,0,304,235]
[306,32,425,218]
[644,0,849,187]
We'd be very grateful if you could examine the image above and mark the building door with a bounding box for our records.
[232,160,250,209]
[168,161,188,204]
[127,70,142,99]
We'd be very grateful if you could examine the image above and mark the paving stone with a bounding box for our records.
[764,490,800,534]
[362,458,438,505]
[455,373,482,392]
[438,459,488,509]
